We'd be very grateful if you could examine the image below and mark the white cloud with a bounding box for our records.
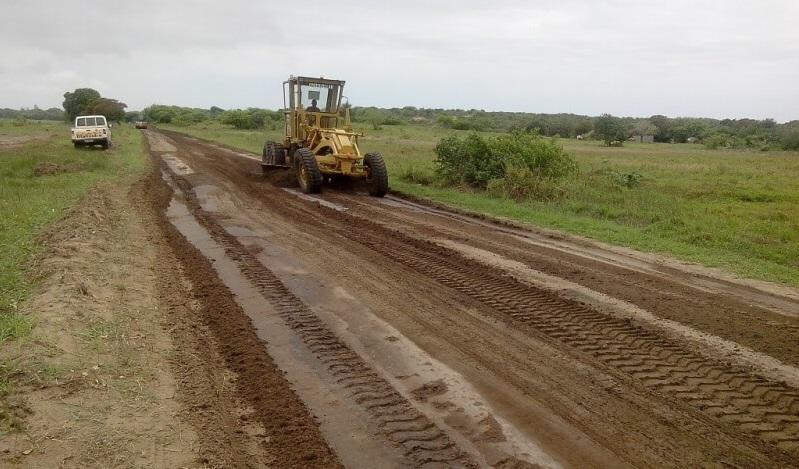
[1,0,797,120]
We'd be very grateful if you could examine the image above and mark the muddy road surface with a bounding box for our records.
[144,129,799,468]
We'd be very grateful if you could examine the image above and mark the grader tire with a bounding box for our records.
[273,142,286,166]
[364,152,388,197]
[295,148,322,194]
[262,141,271,160]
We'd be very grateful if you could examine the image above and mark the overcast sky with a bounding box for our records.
[1,1,797,121]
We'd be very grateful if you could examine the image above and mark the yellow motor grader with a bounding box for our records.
[262,76,388,197]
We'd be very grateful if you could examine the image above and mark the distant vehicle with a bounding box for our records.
[135,121,148,129]
[71,115,111,149]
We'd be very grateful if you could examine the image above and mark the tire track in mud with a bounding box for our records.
[341,194,799,370]
[253,188,799,462]
[164,168,477,469]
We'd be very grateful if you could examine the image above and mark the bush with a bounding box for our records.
[610,171,642,188]
[220,110,257,129]
[703,133,747,150]
[434,132,577,200]
[778,125,799,150]
[434,133,498,187]
[487,164,568,201]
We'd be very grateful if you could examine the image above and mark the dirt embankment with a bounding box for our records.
[0,181,199,467]
[0,147,342,467]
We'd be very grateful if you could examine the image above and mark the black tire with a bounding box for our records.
[364,152,388,197]
[263,141,287,167]
[295,148,322,194]
[273,142,286,166]
[73,141,81,149]
[262,140,271,160]
[102,139,111,149]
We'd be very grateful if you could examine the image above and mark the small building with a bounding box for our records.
[631,135,655,143]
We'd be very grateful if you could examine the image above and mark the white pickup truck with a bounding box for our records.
[71,115,111,149]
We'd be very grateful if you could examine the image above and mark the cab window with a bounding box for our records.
[77,117,87,126]
[96,117,106,126]
[300,82,333,112]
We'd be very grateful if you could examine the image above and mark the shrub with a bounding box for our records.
[434,132,577,200]
[778,125,799,150]
[703,133,747,150]
[703,134,725,150]
[505,134,576,178]
[434,133,498,187]
[220,110,257,129]
[487,164,568,201]
[610,171,642,188]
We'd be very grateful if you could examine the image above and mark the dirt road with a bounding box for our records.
[145,129,799,468]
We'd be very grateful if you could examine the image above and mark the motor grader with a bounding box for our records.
[262,76,388,197]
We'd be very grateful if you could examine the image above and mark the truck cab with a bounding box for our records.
[71,115,111,149]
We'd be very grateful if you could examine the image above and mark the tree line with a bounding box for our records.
[44,98,794,152]
[0,106,64,121]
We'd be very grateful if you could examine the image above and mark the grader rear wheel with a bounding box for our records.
[295,148,322,194]
[364,152,388,197]
[262,141,287,173]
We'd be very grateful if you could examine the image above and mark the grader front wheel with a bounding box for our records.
[364,152,388,197]
[295,148,322,194]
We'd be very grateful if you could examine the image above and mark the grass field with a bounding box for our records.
[160,121,799,286]
[0,120,147,345]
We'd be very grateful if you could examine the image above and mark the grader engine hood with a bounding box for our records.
[322,130,358,157]
[312,129,364,176]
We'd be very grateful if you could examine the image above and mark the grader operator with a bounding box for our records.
[262,76,388,197]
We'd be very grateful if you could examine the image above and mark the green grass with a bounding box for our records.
[160,120,282,153]
[0,119,147,342]
[160,121,799,286]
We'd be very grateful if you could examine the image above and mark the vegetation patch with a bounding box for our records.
[0,120,146,423]
[433,131,577,201]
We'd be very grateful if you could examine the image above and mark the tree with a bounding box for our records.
[209,106,225,118]
[632,120,657,137]
[220,109,256,129]
[594,114,626,146]
[62,88,101,120]
[85,98,127,122]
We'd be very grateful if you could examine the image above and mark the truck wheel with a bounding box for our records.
[364,152,388,197]
[73,142,81,149]
[295,148,322,194]
[101,139,110,150]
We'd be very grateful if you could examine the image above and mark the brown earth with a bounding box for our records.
[0,149,341,467]
[147,128,799,468]
[7,123,799,468]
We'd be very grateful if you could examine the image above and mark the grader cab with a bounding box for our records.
[262,76,388,197]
